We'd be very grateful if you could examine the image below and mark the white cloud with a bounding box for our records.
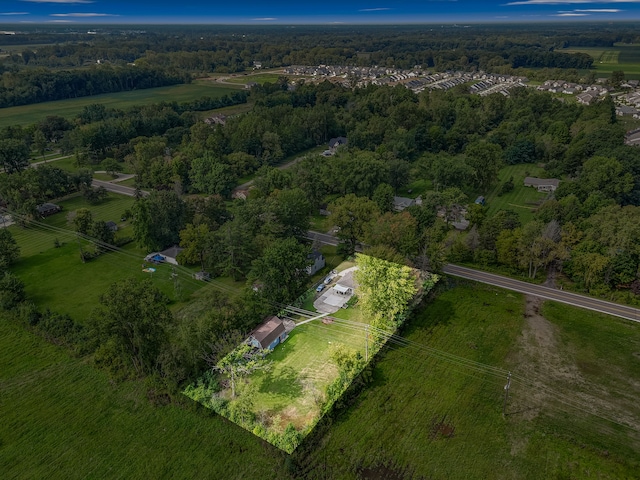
[358,8,392,11]
[0,12,30,15]
[573,8,623,11]
[553,12,590,15]
[50,13,118,17]
[48,19,74,22]
[252,17,277,21]
[506,0,640,6]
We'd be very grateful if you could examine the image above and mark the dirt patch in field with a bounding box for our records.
[358,464,408,480]
[429,415,456,440]
[510,295,640,442]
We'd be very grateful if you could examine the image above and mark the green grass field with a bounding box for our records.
[0,82,241,128]
[0,318,284,480]
[8,193,208,319]
[564,45,640,78]
[195,258,364,438]
[292,284,640,478]
[224,73,285,85]
[250,319,367,431]
[2,279,639,478]
[484,163,548,223]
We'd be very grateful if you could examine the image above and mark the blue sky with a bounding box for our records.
[1,0,640,24]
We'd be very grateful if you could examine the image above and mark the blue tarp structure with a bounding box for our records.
[151,254,164,263]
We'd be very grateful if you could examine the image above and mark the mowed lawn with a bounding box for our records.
[0,319,285,480]
[0,82,241,128]
[484,163,548,223]
[9,193,206,319]
[563,45,640,78]
[250,319,367,431]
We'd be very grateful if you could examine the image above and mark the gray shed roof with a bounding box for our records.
[160,245,184,260]
[524,177,560,188]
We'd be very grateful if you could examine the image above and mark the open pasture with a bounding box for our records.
[0,318,282,479]
[0,82,240,128]
[2,277,639,478]
[564,44,640,78]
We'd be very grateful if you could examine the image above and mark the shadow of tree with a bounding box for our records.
[258,365,304,399]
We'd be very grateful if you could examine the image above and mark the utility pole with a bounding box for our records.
[364,325,369,362]
[503,371,511,417]
[76,234,85,263]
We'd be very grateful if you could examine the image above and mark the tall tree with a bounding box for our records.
[208,344,271,399]
[132,190,186,251]
[248,237,310,304]
[179,223,211,271]
[0,229,20,270]
[328,194,380,256]
[88,278,173,377]
[464,141,503,191]
[354,254,418,331]
[0,139,29,174]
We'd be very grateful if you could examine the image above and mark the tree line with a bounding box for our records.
[0,65,190,108]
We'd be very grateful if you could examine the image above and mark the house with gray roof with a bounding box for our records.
[524,177,560,192]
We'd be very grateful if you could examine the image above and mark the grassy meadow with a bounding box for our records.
[0,81,241,128]
[563,44,640,78]
[292,283,640,478]
[223,72,286,85]
[8,192,209,320]
[0,318,285,480]
[4,281,638,478]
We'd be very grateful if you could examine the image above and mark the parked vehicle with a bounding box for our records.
[316,284,326,292]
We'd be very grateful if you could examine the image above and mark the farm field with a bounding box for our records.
[563,44,640,78]
[3,282,638,478]
[223,72,286,85]
[0,82,241,128]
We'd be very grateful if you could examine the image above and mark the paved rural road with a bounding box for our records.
[306,230,640,323]
[444,264,640,323]
[91,179,149,197]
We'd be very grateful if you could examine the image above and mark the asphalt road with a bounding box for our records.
[306,230,640,323]
[443,264,640,323]
[91,179,149,197]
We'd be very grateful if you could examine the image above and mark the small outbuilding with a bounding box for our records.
[248,316,288,350]
[105,221,118,232]
[333,284,352,295]
[144,245,184,266]
[474,196,486,206]
[36,203,61,217]
[193,271,211,281]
